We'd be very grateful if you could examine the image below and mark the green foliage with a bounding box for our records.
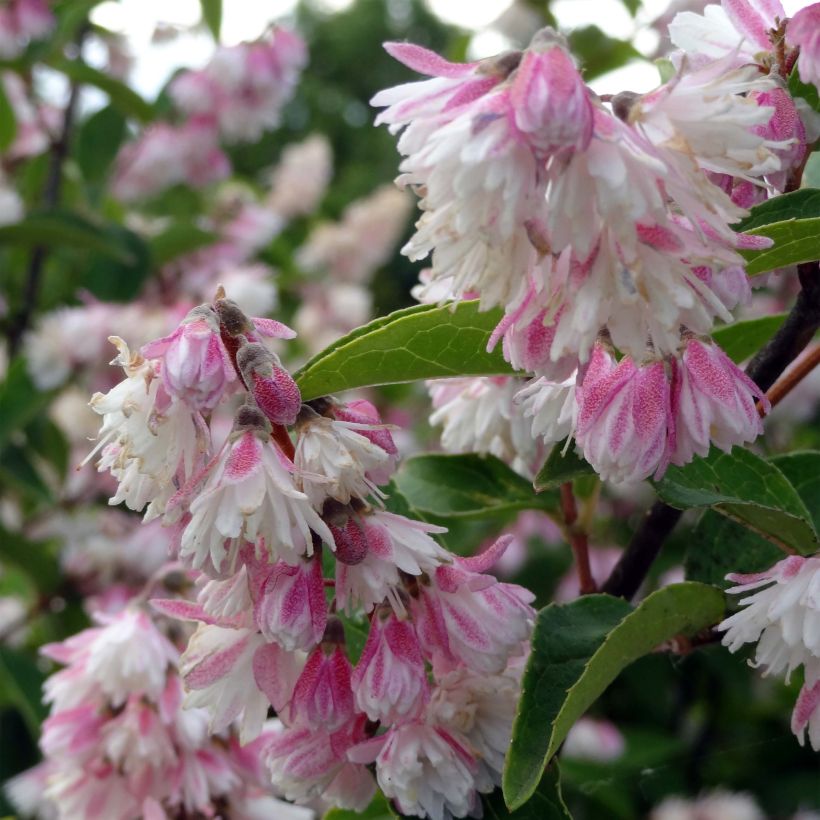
[789,65,820,116]
[0,78,17,152]
[569,26,642,80]
[534,442,595,492]
[200,0,222,40]
[485,766,570,819]
[655,448,818,554]
[76,105,127,187]
[148,223,217,266]
[710,313,787,362]
[294,301,514,400]
[324,793,397,819]
[0,647,47,736]
[393,453,559,520]
[736,189,820,274]
[504,584,725,810]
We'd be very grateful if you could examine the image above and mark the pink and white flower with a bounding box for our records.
[141,305,236,411]
[253,554,327,650]
[179,419,334,573]
[575,344,672,484]
[788,4,820,90]
[669,338,767,466]
[351,606,429,722]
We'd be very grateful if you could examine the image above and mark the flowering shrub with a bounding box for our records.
[2,0,820,818]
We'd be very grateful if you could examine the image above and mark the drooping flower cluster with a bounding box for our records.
[77,291,534,819]
[0,0,52,59]
[5,605,311,819]
[719,555,820,750]
[114,28,306,201]
[373,4,820,482]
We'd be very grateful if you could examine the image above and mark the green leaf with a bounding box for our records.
[0,444,53,503]
[655,448,818,554]
[568,26,642,80]
[148,222,217,266]
[0,525,61,595]
[0,211,136,263]
[503,584,725,810]
[0,358,52,451]
[200,0,222,40]
[734,189,820,275]
[324,793,397,819]
[76,105,127,185]
[0,77,17,152]
[393,453,558,520]
[789,65,820,115]
[710,313,787,363]
[685,510,782,587]
[484,765,571,819]
[770,452,820,533]
[51,59,155,122]
[294,301,515,401]
[25,416,69,479]
[534,441,595,492]
[336,611,370,665]
[0,648,46,736]
[81,224,152,302]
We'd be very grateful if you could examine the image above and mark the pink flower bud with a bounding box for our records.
[352,608,429,722]
[141,306,236,411]
[289,632,355,732]
[670,338,766,466]
[236,342,302,426]
[253,555,328,650]
[575,344,673,484]
[510,31,593,155]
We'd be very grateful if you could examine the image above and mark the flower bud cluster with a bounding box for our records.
[82,290,535,818]
[375,5,820,481]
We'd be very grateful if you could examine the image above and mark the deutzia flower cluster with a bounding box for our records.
[78,290,534,819]
[6,606,310,820]
[373,1,820,484]
[719,555,820,751]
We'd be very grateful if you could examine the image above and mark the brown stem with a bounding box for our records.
[759,343,820,414]
[6,29,88,357]
[560,482,597,594]
[272,422,296,461]
[604,260,820,600]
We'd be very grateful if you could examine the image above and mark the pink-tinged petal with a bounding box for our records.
[722,0,778,50]
[185,634,250,689]
[792,679,820,741]
[224,432,264,482]
[252,317,297,339]
[456,534,514,574]
[251,368,301,426]
[383,42,477,78]
[346,734,387,764]
[252,641,303,715]
[149,599,219,625]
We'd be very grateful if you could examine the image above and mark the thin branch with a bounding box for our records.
[759,343,820,413]
[560,482,597,594]
[7,29,87,357]
[603,260,820,600]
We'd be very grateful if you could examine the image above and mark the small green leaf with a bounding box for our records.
[76,105,127,185]
[534,441,595,492]
[0,525,61,595]
[484,765,570,819]
[655,448,817,554]
[0,78,17,152]
[200,0,222,40]
[733,189,820,275]
[710,313,787,363]
[51,59,155,122]
[770,451,820,533]
[789,65,820,115]
[503,583,725,810]
[0,358,52,451]
[0,211,136,262]
[568,26,641,80]
[324,793,397,819]
[81,224,152,302]
[0,648,46,736]
[294,301,515,401]
[148,222,217,266]
[685,510,782,587]
[393,453,558,520]
[0,444,53,503]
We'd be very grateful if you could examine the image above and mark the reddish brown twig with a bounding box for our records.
[758,343,820,416]
[560,482,597,595]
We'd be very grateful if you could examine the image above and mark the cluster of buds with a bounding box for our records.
[79,290,534,819]
[374,1,820,483]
